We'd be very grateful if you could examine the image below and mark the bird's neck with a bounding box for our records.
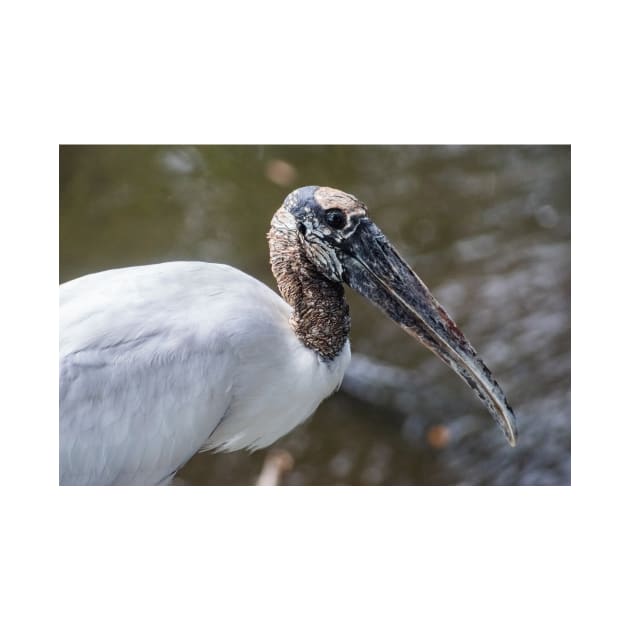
[268,210,350,361]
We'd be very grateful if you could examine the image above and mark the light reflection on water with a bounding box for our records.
[60,145,570,485]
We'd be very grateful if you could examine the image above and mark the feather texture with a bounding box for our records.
[60,262,350,485]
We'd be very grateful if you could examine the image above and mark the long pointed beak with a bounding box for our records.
[340,219,518,446]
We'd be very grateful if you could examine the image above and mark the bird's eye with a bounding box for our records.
[325,209,346,230]
[298,223,307,236]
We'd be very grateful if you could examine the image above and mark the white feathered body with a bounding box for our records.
[59,262,350,485]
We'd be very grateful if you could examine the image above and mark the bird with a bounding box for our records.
[59,185,517,485]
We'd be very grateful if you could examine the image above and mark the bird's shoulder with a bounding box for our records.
[60,261,290,357]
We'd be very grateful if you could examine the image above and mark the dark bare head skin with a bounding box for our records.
[268,186,518,446]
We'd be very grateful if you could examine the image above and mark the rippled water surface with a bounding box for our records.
[60,145,570,485]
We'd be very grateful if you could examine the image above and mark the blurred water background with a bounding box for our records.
[59,145,570,485]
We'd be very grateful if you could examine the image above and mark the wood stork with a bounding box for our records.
[60,186,517,485]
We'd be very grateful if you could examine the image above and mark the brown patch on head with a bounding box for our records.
[314,187,368,219]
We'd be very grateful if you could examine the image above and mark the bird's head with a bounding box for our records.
[277,185,368,283]
[271,185,518,447]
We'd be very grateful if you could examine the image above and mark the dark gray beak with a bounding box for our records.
[339,219,518,446]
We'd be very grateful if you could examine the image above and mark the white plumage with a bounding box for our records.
[60,185,518,485]
[60,261,350,485]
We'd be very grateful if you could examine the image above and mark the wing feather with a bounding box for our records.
[59,262,282,485]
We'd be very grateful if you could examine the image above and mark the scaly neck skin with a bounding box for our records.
[268,209,350,361]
